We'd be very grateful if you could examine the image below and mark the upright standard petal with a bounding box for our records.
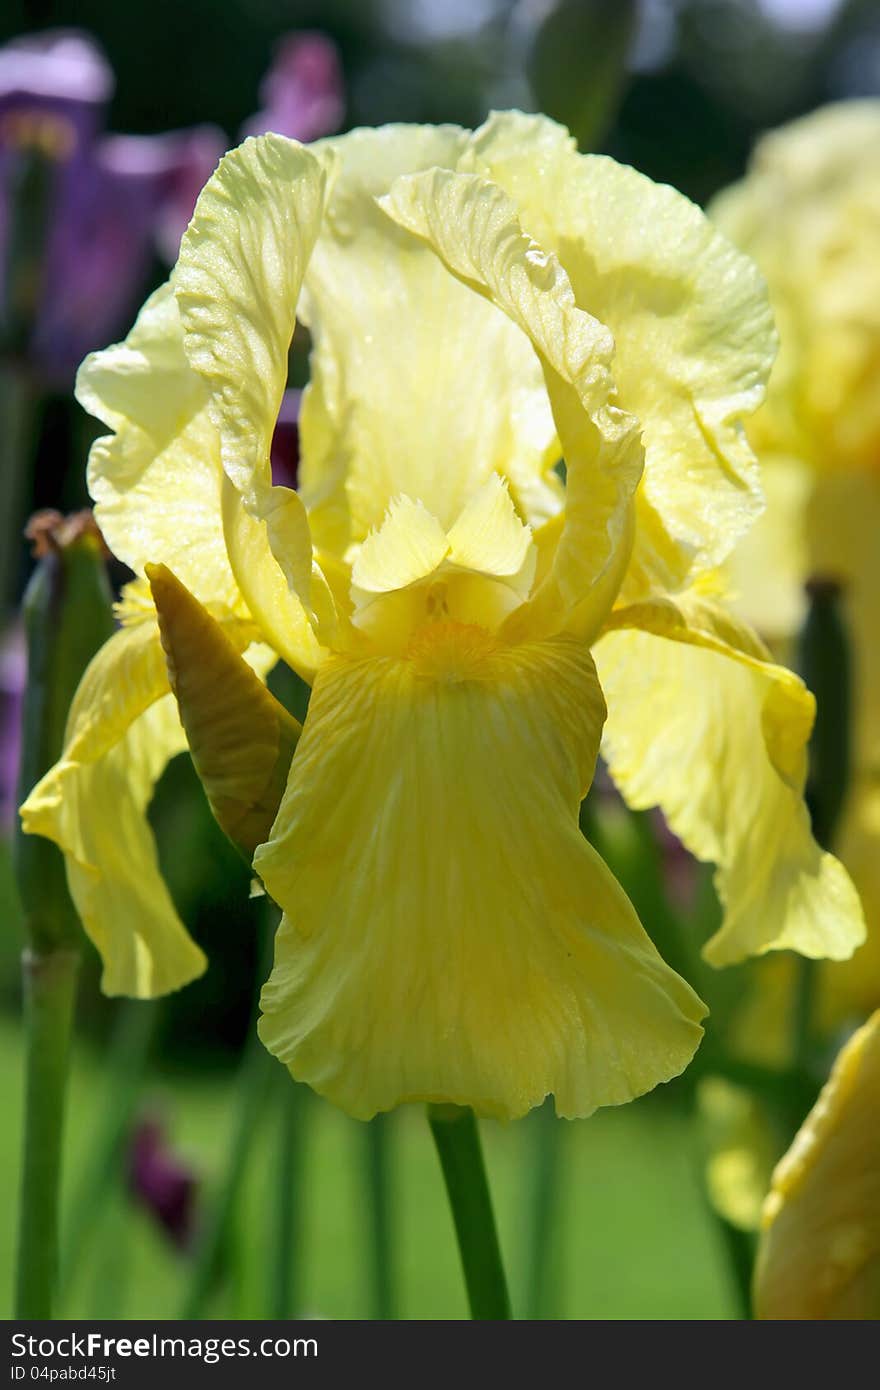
[298,124,564,555]
[595,593,865,966]
[256,626,705,1120]
[379,166,642,642]
[174,134,335,636]
[754,1009,880,1320]
[463,111,775,592]
[78,279,323,679]
[77,283,240,613]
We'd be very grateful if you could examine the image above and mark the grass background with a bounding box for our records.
[0,1012,737,1320]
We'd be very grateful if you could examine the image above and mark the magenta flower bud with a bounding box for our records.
[128,1114,198,1251]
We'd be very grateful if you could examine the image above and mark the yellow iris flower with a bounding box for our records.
[21,113,864,1120]
[754,1008,880,1319]
[712,102,880,1025]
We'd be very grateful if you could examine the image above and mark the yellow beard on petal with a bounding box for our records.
[405,620,500,683]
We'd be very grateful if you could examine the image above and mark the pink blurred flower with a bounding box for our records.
[241,32,344,142]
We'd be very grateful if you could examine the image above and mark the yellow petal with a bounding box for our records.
[351,496,450,597]
[726,452,811,645]
[220,474,325,682]
[77,283,241,613]
[77,273,321,679]
[379,165,643,642]
[446,473,535,593]
[348,479,538,646]
[711,102,880,479]
[255,626,705,1119]
[463,110,775,590]
[174,134,335,635]
[20,601,266,997]
[755,1008,880,1320]
[595,593,865,965]
[20,617,202,996]
[299,124,564,554]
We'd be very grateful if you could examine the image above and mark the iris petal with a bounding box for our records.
[20,600,268,995]
[596,594,865,965]
[256,628,705,1119]
[463,110,775,591]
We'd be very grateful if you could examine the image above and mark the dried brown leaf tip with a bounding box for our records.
[24,508,110,559]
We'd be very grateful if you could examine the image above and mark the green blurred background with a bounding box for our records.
[2,0,878,1320]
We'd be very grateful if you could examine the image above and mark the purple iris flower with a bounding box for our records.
[0,30,224,383]
[1,29,345,386]
[128,1114,199,1251]
[241,32,344,142]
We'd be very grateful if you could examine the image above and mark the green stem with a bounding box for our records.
[0,367,36,621]
[523,1100,563,1320]
[427,1104,511,1320]
[270,1078,307,1319]
[183,905,278,1318]
[181,1028,274,1319]
[790,956,817,1076]
[712,1213,754,1320]
[15,946,80,1318]
[60,1000,159,1298]
[365,1115,395,1319]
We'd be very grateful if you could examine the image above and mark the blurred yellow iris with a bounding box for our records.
[21,114,864,1119]
[713,102,880,1026]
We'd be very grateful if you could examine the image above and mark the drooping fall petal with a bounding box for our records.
[19,593,267,995]
[595,592,865,966]
[256,626,705,1120]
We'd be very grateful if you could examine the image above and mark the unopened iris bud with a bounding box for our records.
[14,510,114,952]
[146,563,301,861]
[754,1009,880,1320]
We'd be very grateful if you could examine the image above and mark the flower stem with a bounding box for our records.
[427,1104,511,1320]
[790,577,852,1082]
[522,1099,563,1319]
[365,1114,395,1319]
[0,367,36,620]
[270,1076,307,1318]
[181,1029,274,1318]
[182,905,277,1319]
[15,945,79,1318]
[61,1000,159,1296]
